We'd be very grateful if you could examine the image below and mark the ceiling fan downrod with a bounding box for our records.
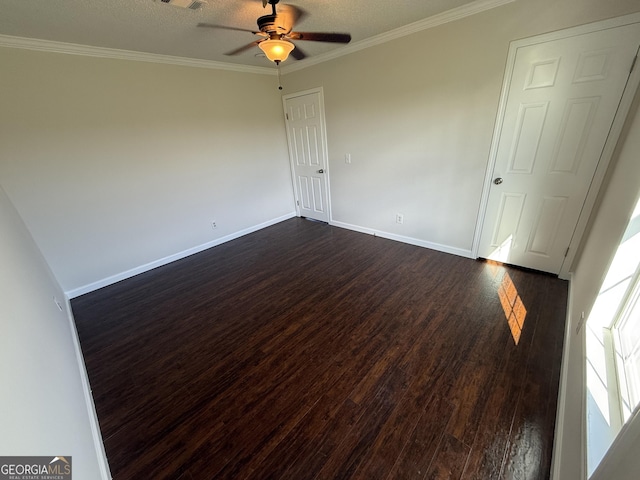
[264,0,279,15]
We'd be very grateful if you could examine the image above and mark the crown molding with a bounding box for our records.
[0,34,276,75]
[0,0,516,76]
[280,0,518,74]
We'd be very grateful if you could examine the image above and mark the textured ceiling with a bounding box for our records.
[0,0,481,68]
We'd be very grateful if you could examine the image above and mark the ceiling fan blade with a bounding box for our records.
[290,44,307,60]
[288,32,351,43]
[197,23,258,34]
[277,5,307,32]
[225,40,262,56]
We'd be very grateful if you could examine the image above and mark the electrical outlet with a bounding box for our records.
[345,153,351,164]
[211,221,217,229]
[575,311,585,334]
[53,296,63,312]
[396,213,404,224]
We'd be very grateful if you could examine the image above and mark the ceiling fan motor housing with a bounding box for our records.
[257,14,288,36]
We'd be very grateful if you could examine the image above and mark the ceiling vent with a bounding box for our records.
[155,0,207,10]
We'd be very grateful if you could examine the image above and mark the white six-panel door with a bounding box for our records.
[478,23,640,274]
[284,89,330,223]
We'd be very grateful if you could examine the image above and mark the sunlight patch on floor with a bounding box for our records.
[499,273,527,345]
[485,260,527,346]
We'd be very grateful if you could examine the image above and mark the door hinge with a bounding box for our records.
[286,113,289,120]
[296,200,299,206]
[631,54,638,74]
[564,246,570,257]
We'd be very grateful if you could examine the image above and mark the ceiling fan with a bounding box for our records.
[198,0,352,64]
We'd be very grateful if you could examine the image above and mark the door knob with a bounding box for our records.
[318,169,324,174]
[493,177,503,185]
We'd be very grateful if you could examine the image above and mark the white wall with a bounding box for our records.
[0,48,295,294]
[567,93,640,480]
[0,184,106,479]
[280,0,640,255]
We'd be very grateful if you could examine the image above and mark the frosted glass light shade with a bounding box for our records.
[258,39,295,64]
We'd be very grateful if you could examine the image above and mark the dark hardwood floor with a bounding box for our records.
[71,218,568,480]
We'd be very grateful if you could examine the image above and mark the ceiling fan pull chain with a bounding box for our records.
[277,66,283,91]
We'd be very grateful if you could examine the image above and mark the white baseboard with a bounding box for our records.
[66,212,296,298]
[329,220,474,259]
[64,297,112,480]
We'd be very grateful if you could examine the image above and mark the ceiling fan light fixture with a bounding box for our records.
[258,38,295,64]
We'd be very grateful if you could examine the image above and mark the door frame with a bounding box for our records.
[471,13,640,280]
[282,87,333,222]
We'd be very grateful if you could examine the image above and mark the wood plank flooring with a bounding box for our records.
[71,218,568,480]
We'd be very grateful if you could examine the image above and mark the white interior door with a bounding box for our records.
[478,24,640,274]
[283,89,330,223]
